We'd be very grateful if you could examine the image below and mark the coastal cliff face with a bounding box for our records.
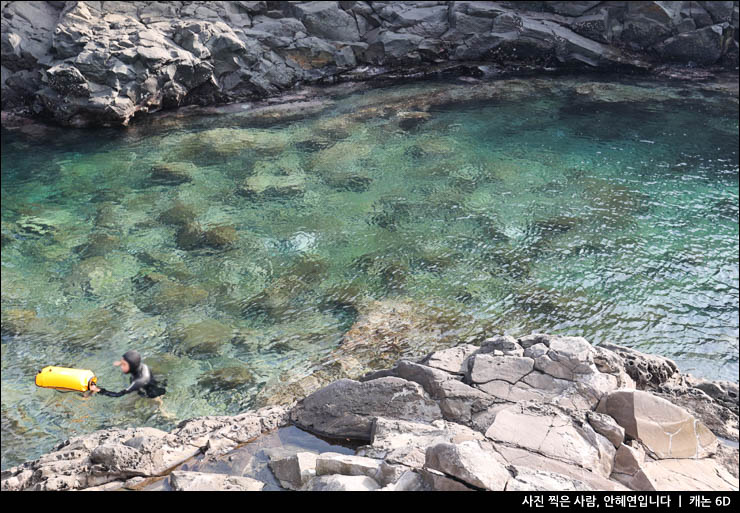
[2,334,738,491]
[1,1,739,127]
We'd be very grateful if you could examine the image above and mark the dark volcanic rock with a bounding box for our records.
[654,23,733,64]
[2,1,738,128]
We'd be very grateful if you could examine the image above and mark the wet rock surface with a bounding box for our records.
[2,1,738,127]
[3,334,737,491]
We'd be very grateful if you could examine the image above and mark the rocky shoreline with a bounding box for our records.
[2,333,737,491]
[2,0,738,493]
[2,1,739,128]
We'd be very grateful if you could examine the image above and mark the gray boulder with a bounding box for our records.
[570,9,613,44]
[285,2,360,42]
[364,30,424,62]
[1,1,60,70]
[451,12,495,35]
[378,4,449,38]
[290,377,443,440]
[655,23,732,64]
[611,442,656,491]
[702,1,736,23]
[586,411,625,448]
[267,450,317,490]
[620,2,679,49]
[425,440,511,490]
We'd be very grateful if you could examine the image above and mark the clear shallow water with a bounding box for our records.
[1,74,738,469]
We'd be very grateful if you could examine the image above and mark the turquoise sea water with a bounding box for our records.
[2,75,738,469]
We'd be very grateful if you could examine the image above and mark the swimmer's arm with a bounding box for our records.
[95,387,129,397]
[91,378,146,397]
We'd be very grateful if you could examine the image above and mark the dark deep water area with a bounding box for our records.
[2,74,738,469]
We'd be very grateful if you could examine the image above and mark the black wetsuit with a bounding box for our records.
[97,350,166,398]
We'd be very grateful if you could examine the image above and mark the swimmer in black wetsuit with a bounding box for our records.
[89,350,166,399]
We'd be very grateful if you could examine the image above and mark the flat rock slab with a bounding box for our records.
[468,354,534,384]
[597,390,718,459]
[358,417,485,468]
[80,480,126,491]
[507,466,593,491]
[169,471,265,491]
[304,474,380,491]
[421,344,479,374]
[485,403,616,478]
[641,458,739,491]
[315,452,384,482]
[495,445,628,491]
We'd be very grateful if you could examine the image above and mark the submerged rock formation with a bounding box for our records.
[2,333,737,491]
[2,1,738,127]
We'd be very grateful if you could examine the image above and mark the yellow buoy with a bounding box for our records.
[35,366,97,392]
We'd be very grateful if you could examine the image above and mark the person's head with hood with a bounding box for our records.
[113,350,141,374]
